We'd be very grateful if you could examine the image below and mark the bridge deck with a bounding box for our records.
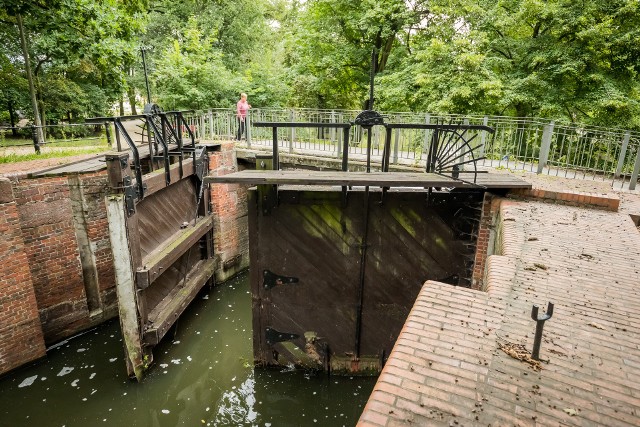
[206,170,531,189]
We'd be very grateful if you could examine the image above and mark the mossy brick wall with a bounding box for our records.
[0,178,47,374]
[209,142,250,282]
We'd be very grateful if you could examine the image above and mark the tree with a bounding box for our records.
[0,0,145,130]
[288,0,430,109]
[373,0,640,127]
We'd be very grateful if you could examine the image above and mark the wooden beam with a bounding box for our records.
[142,158,195,198]
[136,217,214,289]
[106,194,146,381]
[143,258,217,345]
[205,170,457,187]
[205,170,531,189]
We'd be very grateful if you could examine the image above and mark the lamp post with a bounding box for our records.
[140,46,152,105]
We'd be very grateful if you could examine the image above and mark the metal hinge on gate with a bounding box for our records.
[263,269,299,290]
[123,176,146,216]
[123,176,137,216]
[265,327,299,345]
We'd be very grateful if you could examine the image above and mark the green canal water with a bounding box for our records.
[0,273,376,426]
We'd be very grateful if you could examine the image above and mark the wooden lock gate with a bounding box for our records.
[98,108,216,380]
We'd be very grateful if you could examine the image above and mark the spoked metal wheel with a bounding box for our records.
[426,126,484,184]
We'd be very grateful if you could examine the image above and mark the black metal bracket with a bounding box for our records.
[531,302,554,360]
[265,327,299,345]
[123,176,136,216]
[194,146,207,182]
[354,110,384,128]
[263,269,299,290]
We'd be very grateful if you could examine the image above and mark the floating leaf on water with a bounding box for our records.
[57,367,74,377]
[588,322,605,330]
[18,375,38,388]
[109,358,117,363]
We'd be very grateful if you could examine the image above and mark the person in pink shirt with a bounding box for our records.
[236,92,251,140]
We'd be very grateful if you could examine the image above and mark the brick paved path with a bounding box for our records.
[359,197,640,426]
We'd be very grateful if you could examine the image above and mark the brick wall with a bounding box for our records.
[0,178,46,374]
[76,173,117,310]
[208,142,250,282]
[471,192,500,290]
[10,171,117,345]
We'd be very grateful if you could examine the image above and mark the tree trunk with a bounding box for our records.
[8,101,17,136]
[119,95,125,116]
[127,86,137,115]
[16,13,44,145]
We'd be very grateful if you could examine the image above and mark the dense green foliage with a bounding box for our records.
[1,0,639,128]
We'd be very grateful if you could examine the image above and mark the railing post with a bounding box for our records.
[246,111,252,148]
[226,111,231,139]
[337,113,343,159]
[423,113,431,155]
[615,131,631,178]
[478,116,488,157]
[208,109,214,140]
[537,121,555,174]
[289,109,294,154]
[31,125,40,154]
[629,143,640,191]
[330,110,336,144]
[393,128,400,164]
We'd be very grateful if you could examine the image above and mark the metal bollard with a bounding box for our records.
[531,302,554,360]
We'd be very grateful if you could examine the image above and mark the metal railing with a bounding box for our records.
[7,108,638,190]
[186,108,640,190]
[0,123,111,154]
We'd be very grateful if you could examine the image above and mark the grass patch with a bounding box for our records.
[0,147,109,164]
[0,136,108,148]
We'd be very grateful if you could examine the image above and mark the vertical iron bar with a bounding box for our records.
[382,126,392,172]
[426,128,440,172]
[272,126,279,170]
[141,48,152,105]
[355,186,370,359]
[342,127,350,172]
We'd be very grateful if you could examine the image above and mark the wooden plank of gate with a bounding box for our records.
[143,158,195,197]
[205,170,531,189]
[143,257,217,346]
[136,217,214,289]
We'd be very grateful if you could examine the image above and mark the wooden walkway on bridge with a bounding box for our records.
[205,170,531,189]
